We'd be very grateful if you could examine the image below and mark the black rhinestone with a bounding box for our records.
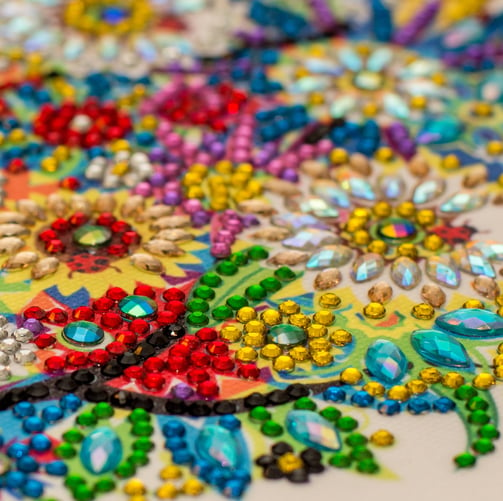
[213,401,236,415]
[244,392,267,408]
[271,442,293,457]
[133,342,155,359]
[165,398,186,415]
[163,323,185,339]
[71,369,95,385]
[9,388,27,404]
[287,468,309,483]
[264,465,284,479]
[131,394,154,411]
[84,386,110,403]
[55,377,79,393]
[117,352,140,367]
[110,390,133,408]
[146,331,170,348]
[267,390,290,406]
[101,360,124,378]
[306,463,325,474]
[304,124,332,144]
[187,400,212,417]
[300,448,322,466]
[286,384,309,399]
[25,383,49,400]
[255,455,276,467]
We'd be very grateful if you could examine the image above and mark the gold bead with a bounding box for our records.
[370,429,394,446]
[53,145,70,162]
[486,140,503,156]
[307,323,328,338]
[215,160,233,174]
[419,367,442,383]
[415,209,435,226]
[496,295,503,307]
[472,101,493,117]
[494,366,503,379]
[183,172,203,187]
[236,347,258,362]
[498,342,503,354]
[182,478,204,496]
[123,479,146,496]
[289,346,310,361]
[308,338,331,352]
[156,483,178,499]
[362,101,379,117]
[367,239,388,255]
[260,344,282,359]
[244,320,266,334]
[411,303,435,320]
[363,381,385,397]
[319,293,341,309]
[473,373,496,390]
[141,114,158,130]
[442,371,465,389]
[397,243,418,259]
[219,325,241,343]
[375,146,394,162]
[345,217,367,232]
[340,367,362,385]
[40,157,59,173]
[363,302,386,319]
[329,329,352,346]
[493,354,503,366]
[352,229,371,246]
[387,385,411,401]
[311,350,333,366]
[352,207,371,220]
[243,333,265,348]
[279,300,300,315]
[186,186,205,200]
[129,496,147,501]
[423,234,443,251]
[261,308,282,325]
[9,128,25,143]
[160,466,182,480]
[308,91,325,105]
[372,201,392,218]
[236,307,257,323]
[277,452,303,473]
[236,162,254,176]
[463,299,484,309]
[406,379,428,394]
[273,355,295,372]
[410,95,427,109]
[112,161,129,176]
[189,163,208,177]
[289,313,310,329]
[330,148,349,165]
[209,197,229,211]
[442,153,460,170]
[312,310,335,325]
[396,201,416,219]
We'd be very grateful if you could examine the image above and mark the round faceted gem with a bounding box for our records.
[212,305,233,320]
[479,424,500,439]
[193,286,215,301]
[187,299,209,312]
[72,306,94,321]
[268,324,306,348]
[336,416,358,431]
[261,420,283,437]
[93,297,115,312]
[260,277,282,292]
[340,368,363,384]
[363,302,386,319]
[73,225,112,247]
[411,303,435,320]
[200,273,223,288]
[454,453,476,468]
[329,453,352,468]
[473,438,494,454]
[187,312,209,326]
[370,430,394,446]
[248,246,269,260]
[94,478,116,493]
[249,406,271,422]
[226,295,249,310]
[273,355,295,372]
[62,321,104,347]
[245,285,267,301]
[319,293,341,309]
[274,266,296,281]
[216,261,238,276]
[119,295,157,321]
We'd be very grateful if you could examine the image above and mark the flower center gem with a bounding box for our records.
[353,70,384,91]
[377,218,417,243]
[119,295,158,321]
[73,225,112,247]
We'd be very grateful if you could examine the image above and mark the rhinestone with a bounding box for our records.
[62,321,105,346]
[14,328,33,343]
[73,225,112,247]
[13,349,36,365]
[0,338,20,354]
[421,283,446,307]
[0,454,11,475]
[368,281,393,303]
[340,177,376,201]
[313,268,342,290]
[119,295,158,320]
[0,316,7,327]
[80,427,123,474]
[196,425,239,469]
[286,410,341,451]
[0,365,11,380]
[412,179,445,204]
[440,192,487,213]
[311,181,351,208]
[377,176,405,201]
[267,250,310,266]
[417,117,463,145]
[299,197,339,218]
[271,213,328,231]
[365,340,408,384]
[268,324,307,348]
[451,249,495,278]
[436,308,503,338]
[425,256,461,288]
[0,352,9,365]
[377,218,417,243]
[0,329,9,341]
[306,245,352,270]
[350,253,385,283]
[467,241,503,261]
[282,230,339,251]
[390,257,421,290]
[473,275,500,299]
[411,330,471,368]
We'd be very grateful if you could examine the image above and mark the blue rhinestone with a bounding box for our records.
[59,394,82,411]
[351,391,375,407]
[162,421,186,438]
[323,386,346,402]
[207,469,230,488]
[433,397,456,413]
[13,402,35,418]
[196,425,240,468]
[377,400,401,416]
[7,443,29,459]
[45,460,68,476]
[22,478,44,498]
[172,449,193,464]
[5,471,27,488]
[407,398,431,415]
[286,410,341,451]
[193,459,213,477]
[219,415,241,431]
[365,340,408,384]
[224,479,247,498]
[62,321,104,346]
[233,469,251,482]
[165,437,187,450]
[41,405,64,423]
[23,416,45,434]
[436,308,503,338]
[80,427,123,475]
[30,434,51,452]
[17,455,39,473]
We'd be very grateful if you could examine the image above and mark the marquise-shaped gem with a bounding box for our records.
[411,329,471,368]
[306,245,352,270]
[466,241,503,262]
[435,308,503,338]
[311,182,351,208]
[350,253,384,283]
[196,425,239,469]
[268,324,307,348]
[286,410,341,451]
[390,257,421,290]
[271,213,328,231]
[451,249,496,278]
[365,340,408,384]
[440,192,487,213]
[383,93,409,119]
[282,230,339,251]
[377,176,405,201]
[340,177,376,201]
[80,428,122,475]
[425,256,461,288]
[412,179,446,204]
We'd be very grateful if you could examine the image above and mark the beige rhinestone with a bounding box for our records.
[142,240,185,257]
[368,281,393,304]
[94,193,116,213]
[301,160,328,178]
[263,178,302,197]
[31,257,60,280]
[120,194,145,218]
[472,275,500,299]
[493,193,503,205]
[150,215,191,231]
[408,154,430,177]
[421,283,446,308]
[237,199,275,216]
[47,193,68,217]
[16,199,46,221]
[0,237,25,255]
[313,268,342,290]
[250,227,291,242]
[155,229,194,243]
[462,165,487,188]
[267,250,310,266]
[0,224,29,238]
[135,204,173,222]
[70,195,92,215]
[130,253,164,274]
[349,153,371,176]
[3,251,39,270]
[0,212,30,226]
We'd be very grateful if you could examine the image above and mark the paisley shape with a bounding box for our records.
[425,256,461,288]
[390,257,421,290]
[365,340,408,384]
[286,410,341,451]
[412,179,446,204]
[440,192,487,213]
[350,253,385,283]
[196,425,239,469]
[80,428,123,475]
[436,308,503,338]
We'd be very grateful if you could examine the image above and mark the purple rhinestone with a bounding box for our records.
[171,383,195,399]
[23,318,43,335]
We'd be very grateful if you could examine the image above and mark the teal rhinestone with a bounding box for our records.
[118,295,157,320]
[196,425,239,469]
[286,410,341,451]
[73,225,112,247]
[365,340,408,384]
[62,321,104,347]
[80,428,122,475]
[435,308,503,338]
[268,324,306,348]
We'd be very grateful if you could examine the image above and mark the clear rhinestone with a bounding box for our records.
[451,249,496,278]
[0,365,11,380]
[377,176,405,200]
[412,179,446,204]
[271,213,329,231]
[13,349,36,365]
[306,245,352,270]
[299,197,339,218]
[0,338,20,354]
[0,352,9,365]
[14,328,33,343]
[440,191,487,213]
[311,181,351,208]
[466,240,503,261]
[390,257,421,290]
[350,253,385,283]
[0,329,9,341]
[425,256,461,288]
[0,316,8,327]
[283,230,339,251]
[340,177,376,201]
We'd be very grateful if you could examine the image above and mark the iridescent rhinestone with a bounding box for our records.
[466,241,503,262]
[268,324,307,348]
[267,250,310,266]
[365,340,408,384]
[421,283,446,308]
[425,256,461,288]
[472,275,500,299]
[196,425,239,469]
[80,427,123,475]
[340,177,376,201]
[368,281,393,303]
[411,330,471,368]
[440,192,487,213]
[13,349,36,365]
[73,225,112,247]
[62,321,105,346]
[436,308,503,338]
[311,181,351,208]
[0,329,8,341]
[412,179,446,204]
[306,245,352,270]
[377,218,417,242]
[299,197,339,218]
[282,230,339,251]
[350,253,385,283]
[377,176,405,201]
[271,213,328,231]
[286,410,341,451]
[313,268,342,290]
[0,338,20,354]
[390,257,421,290]
[451,249,496,278]
[119,295,158,320]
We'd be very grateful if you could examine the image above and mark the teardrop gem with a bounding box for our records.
[412,179,446,204]
[286,410,341,451]
[282,230,339,251]
[365,340,408,384]
[377,218,417,242]
[411,329,471,368]
[268,324,307,348]
[340,177,376,201]
[451,249,496,278]
[80,428,123,474]
[311,181,351,208]
[377,176,405,200]
[440,192,487,213]
[306,245,352,270]
[350,253,385,283]
[425,256,461,288]
[62,321,105,346]
[196,425,239,469]
[435,308,503,338]
[390,257,421,290]
[73,225,112,247]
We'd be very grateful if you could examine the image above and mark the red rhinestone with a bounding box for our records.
[170,344,190,357]
[106,287,128,301]
[121,231,140,245]
[45,239,65,254]
[206,341,229,356]
[107,244,128,256]
[45,356,66,373]
[190,352,210,368]
[187,368,210,384]
[166,355,189,373]
[96,213,116,227]
[237,364,260,379]
[38,229,58,242]
[157,311,177,325]
[162,288,186,302]
[88,349,110,365]
[212,356,235,372]
[164,300,186,316]
[115,331,137,345]
[197,380,219,397]
[24,306,46,320]
[111,221,130,233]
[100,312,122,329]
[60,177,81,191]
[92,297,115,312]
[7,158,26,173]
[34,334,55,348]
[143,373,166,391]
[180,336,200,351]
[143,357,165,373]
[133,285,156,299]
[46,308,68,324]
[68,212,88,227]
[196,328,217,342]
[106,341,127,355]
[51,218,71,232]
[72,306,94,321]
[124,366,144,381]
[130,319,149,335]
[66,351,88,367]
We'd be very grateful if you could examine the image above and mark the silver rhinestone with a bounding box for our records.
[14,328,33,343]
[0,329,8,341]
[0,338,20,354]
[14,349,36,365]
[0,352,9,365]
[2,323,16,336]
[0,315,8,327]
[0,365,11,380]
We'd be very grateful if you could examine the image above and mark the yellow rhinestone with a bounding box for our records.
[289,346,310,361]
[215,160,233,174]
[209,197,229,211]
[279,300,300,315]
[273,355,295,372]
[141,114,158,130]
[431,72,446,85]
[295,67,310,78]
[373,201,392,218]
[236,347,258,362]
[396,201,416,218]
[340,367,362,385]
[261,309,282,326]
[363,381,385,397]
[345,217,367,233]
[112,161,129,176]
[406,379,428,394]
[236,162,254,176]
[40,157,59,173]
[370,430,394,447]
[329,329,352,346]
[132,84,147,98]
[156,483,178,499]
[308,91,325,105]
[9,128,25,143]
[367,239,388,255]
[244,320,266,334]
[419,367,442,383]
[183,172,202,187]
[486,140,503,156]
[277,452,303,473]
[243,333,265,348]
[352,207,371,220]
[495,295,503,307]
[329,148,349,165]
[498,342,503,354]
[415,209,435,226]
[442,153,460,170]
[311,350,333,366]
[362,101,379,117]
[182,478,204,496]
[313,310,335,325]
[494,366,503,379]
[494,354,503,366]
[112,139,130,152]
[233,190,254,203]
[236,307,257,323]
[260,344,282,359]
[319,293,341,309]
[123,479,146,496]
[219,325,241,343]
[130,496,147,501]
[442,371,465,389]
[498,173,503,187]
[473,373,496,390]
[189,163,209,178]
[0,133,4,146]
[363,302,386,319]
[375,146,394,162]
[53,145,70,162]
[186,186,204,200]
[397,243,418,259]
[423,234,443,251]
[307,323,328,338]
[231,172,250,188]
[289,313,311,328]
[387,385,411,401]
[246,180,262,196]
[410,95,427,109]
[160,466,182,480]
[353,229,371,246]
[356,43,371,56]
[411,303,435,320]
[463,299,484,309]
[473,102,493,117]
[308,338,331,352]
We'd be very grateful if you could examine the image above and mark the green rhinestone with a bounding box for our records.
[260,277,282,292]
[478,424,500,439]
[186,299,210,313]
[249,406,271,422]
[345,433,368,447]
[468,410,490,425]
[76,412,98,427]
[472,438,495,454]
[245,284,267,301]
[293,397,317,411]
[261,420,283,437]
[93,402,114,419]
[329,453,352,468]
[274,266,296,281]
[216,261,238,276]
[357,459,380,474]
[128,450,149,466]
[351,446,373,461]
[193,286,216,301]
[336,416,358,432]
[132,421,154,437]
[454,452,476,468]
[115,461,136,478]
[65,475,86,489]
[187,312,210,326]
[248,245,269,260]
[129,408,151,423]
[132,438,154,452]
[454,385,478,400]
[73,484,94,501]
[466,396,489,411]
[226,295,249,310]
[55,443,77,459]
[230,251,249,266]
[320,406,341,422]
[212,305,234,320]
[93,478,115,493]
[200,272,223,288]
[62,429,84,444]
